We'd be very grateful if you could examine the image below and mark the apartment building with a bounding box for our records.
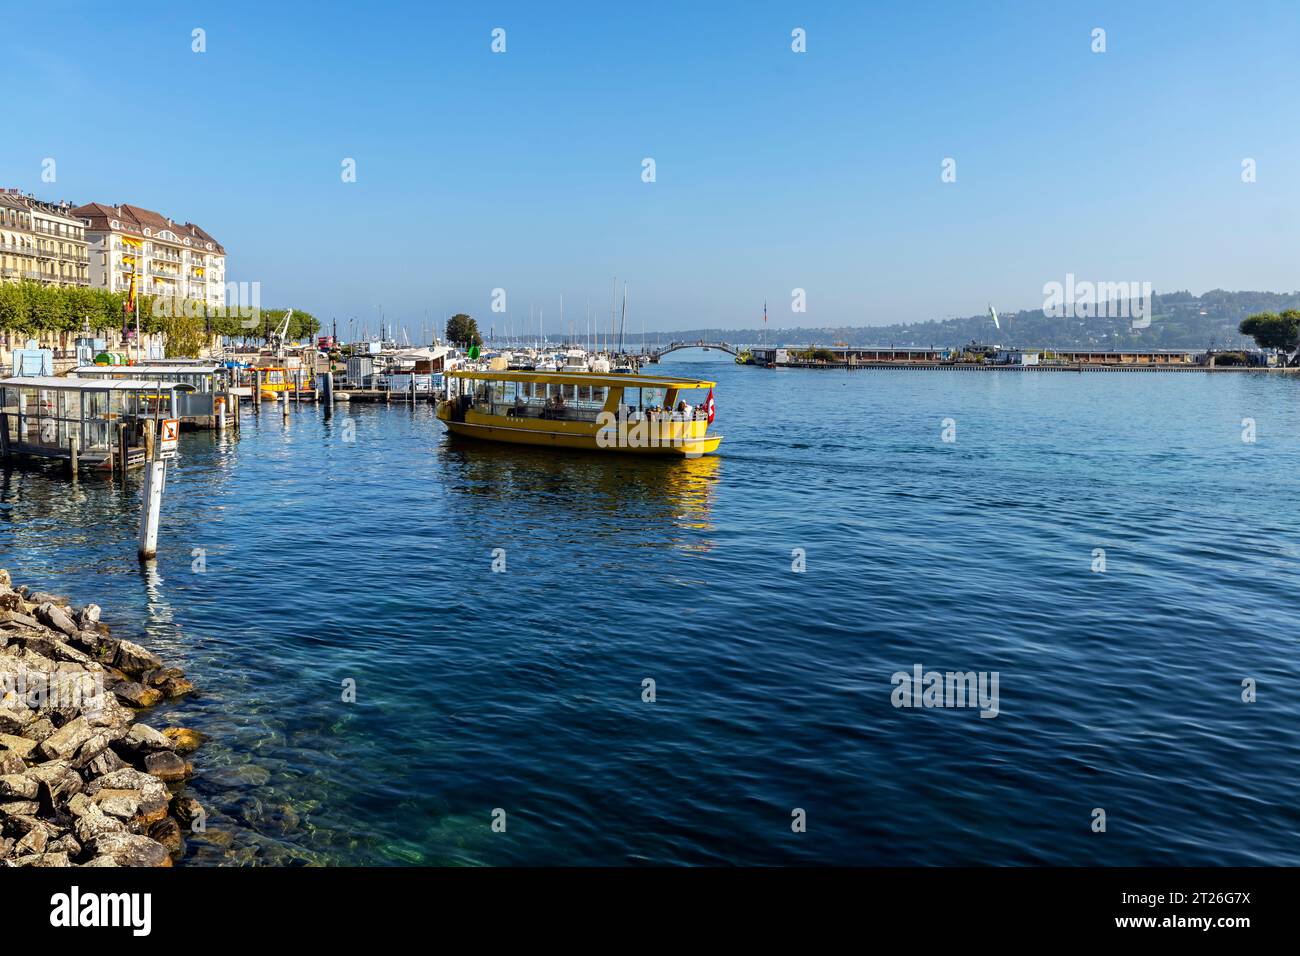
[74,202,227,308]
[0,190,90,287]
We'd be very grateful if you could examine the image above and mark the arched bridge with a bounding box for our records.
[645,340,740,359]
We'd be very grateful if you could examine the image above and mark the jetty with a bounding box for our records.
[0,377,182,471]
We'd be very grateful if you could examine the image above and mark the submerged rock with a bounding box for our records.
[113,682,163,708]
[162,728,204,753]
[143,751,191,783]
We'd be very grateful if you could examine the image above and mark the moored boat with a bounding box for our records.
[436,370,721,456]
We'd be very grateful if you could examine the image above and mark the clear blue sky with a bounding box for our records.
[5,0,1299,338]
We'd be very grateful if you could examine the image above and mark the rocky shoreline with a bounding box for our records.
[1,568,205,867]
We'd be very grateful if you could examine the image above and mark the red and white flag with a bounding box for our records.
[704,388,716,423]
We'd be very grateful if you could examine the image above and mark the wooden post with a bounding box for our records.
[137,417,163,558]
[68,430,78,478]
[282,390,289,420]
[0,412,10,462]
[138,452,164,560]
[254,369,262,413]
[117,423,128,475]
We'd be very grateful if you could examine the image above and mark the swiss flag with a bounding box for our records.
[704,388,716,423]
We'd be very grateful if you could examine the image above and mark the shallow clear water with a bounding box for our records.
[3,359,1299,865]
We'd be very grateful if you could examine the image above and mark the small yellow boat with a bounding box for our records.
[436,370,722,456]
[256,366,311,401]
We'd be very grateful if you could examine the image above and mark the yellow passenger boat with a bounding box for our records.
[436,370,722,456]
[256,366,311,401]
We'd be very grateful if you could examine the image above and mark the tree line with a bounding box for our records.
[0,280,320,355]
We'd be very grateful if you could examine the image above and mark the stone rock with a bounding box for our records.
[29,593,70,608]
[84,832,171,868]
[80,855,119,867]
[0,836,11,860]
[0,609,37,628]
[47,833,81,856]
[21,636,92,666]
[75,604,101,629]
[14,822,49,855]
[143,751,191,782]
[0,734,37,760]
[83,748,125,778]
[142,666,185,688]
[0,800,40,818]
[120,722,173,754]
[148,816,182,854]
[31,850,72,867]
[69,733,112,772]
[35,602,77,637]
[27,760,83,805]
[0,753,24,776]
[86,768,169,824]
[74,803,127,843]
[21,717,54,744]
[38,716,93,761]
[158,676,194,698]
[113,640,162,677]
[68,630,101,653]
[93,638,120,667]
[171,795,205,830]
[113,682,162,708]
[0,774,38,800]
[0,697,31,736]
[0,570,11,589]
[162,727,204,753]
[96,789,142,820]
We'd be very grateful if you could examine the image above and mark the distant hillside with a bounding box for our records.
[629,290,1300,351]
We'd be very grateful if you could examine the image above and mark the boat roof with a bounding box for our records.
[0,376,178,391]
[447,370,716,389]
[73,364,221,374]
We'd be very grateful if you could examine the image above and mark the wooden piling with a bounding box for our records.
[117,423,128,476]
[68,431,78,478]
[0,412,10,462]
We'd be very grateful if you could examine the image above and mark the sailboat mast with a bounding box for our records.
[618,282,627,354]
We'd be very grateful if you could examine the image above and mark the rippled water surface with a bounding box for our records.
[3,359,1299,865]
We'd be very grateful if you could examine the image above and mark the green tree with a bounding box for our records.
[1239,310,1299,351]
[445,313,482,347]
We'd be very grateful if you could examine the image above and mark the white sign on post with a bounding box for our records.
[160,418,179,455]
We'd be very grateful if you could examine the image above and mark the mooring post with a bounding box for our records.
[254,369,262,414]
[0,412,10,462]
[282,389,290,420]
[117,423,128,477]
[138,420,164,561]
[68,430,78,479]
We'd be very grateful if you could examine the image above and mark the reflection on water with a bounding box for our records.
[437,437,720,547]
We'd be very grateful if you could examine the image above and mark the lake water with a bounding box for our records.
[3,358,1299,865]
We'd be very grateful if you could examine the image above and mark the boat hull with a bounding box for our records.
[439,415,721,457]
